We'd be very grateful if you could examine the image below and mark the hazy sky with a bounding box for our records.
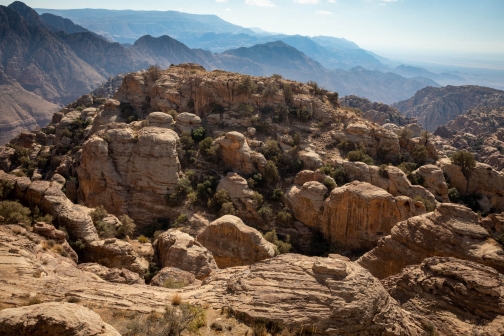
[2,0,504,58]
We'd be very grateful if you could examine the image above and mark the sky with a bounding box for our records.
[2,0,504,60]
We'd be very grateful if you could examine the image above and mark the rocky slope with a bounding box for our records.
[393,85,504,131]
[0,65,503,335]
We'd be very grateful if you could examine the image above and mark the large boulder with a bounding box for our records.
[358,203,504,279]
[214,132,266,175]
[157,229,218,280]
[0,302,120,336]
[285,181,327,230]
[197,215,276,268]
[383,257,504,335]
[321,181,424,250]
[216,172,260,224]
[175,112,201,133]
[85,238,149,277]
[78,126,181,227]
[412,164,449,202]
[78,263,144,285]
[33,222,78,262]
[150,267,198,287]
[439,158,504,212]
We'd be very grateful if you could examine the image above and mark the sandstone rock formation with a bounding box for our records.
[77,263,144,285]
[358,203,504,279]
[412,164,449,202]
[86,239,149,277]
[197,215,276,268]
[340,95,414,126]
[150,267,198,287]
[0,302,121,336]
[33,222,78,262]
[383,257,504,336]
[321,181,423,250]
[439,158,504,212]
[78,126,181,227]
[156,229,218,280]
[215,132,266,175]
[216,172,260,224]
[175,112,201,133]
[285,181,328,230]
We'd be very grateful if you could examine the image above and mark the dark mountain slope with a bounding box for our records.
[40,12,91,34]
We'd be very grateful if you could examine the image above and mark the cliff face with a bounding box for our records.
[393,85,504,131]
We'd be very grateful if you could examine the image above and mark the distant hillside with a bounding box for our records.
[0,72,59,145]
[391,65,465,82]
[393,85,504,131]
[35,8,256,44]
[39,12,90,34]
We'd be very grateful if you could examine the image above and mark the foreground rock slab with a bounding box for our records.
[0,302,121,336]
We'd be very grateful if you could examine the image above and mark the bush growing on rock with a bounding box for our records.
[146,65,161,81]
[263,83,278,98]
[412,145,428,165]
[283,83,293,103]
[219,202,237,216]
[0,201,32,227]
[89,205,116,238]
[263,161,279,184]
[397,127,413,140]
[451,150,476,176]
[207,189,231,213]
[397,162,417,175]
[117,215,136,238]
[318,164,348,186]
[413,195,436,212]
[263,229,292,255]
[276,209,292,225]
[0,180,13,200]
[257,204,273,221]
[191,127,206,142]
[237,75,258,96]
[448,188,460,203]
[323,177,337,191]
[378,165,389,178]
[348,150,374,165]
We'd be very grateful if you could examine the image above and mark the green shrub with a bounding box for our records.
[347,150,374,165]
[147,65,161,81]
[138,235,149,244]
[31,206,53,225]
[296,107,311,122]
[323,177,337,191]
[448,188,460,203]
[260,140,282,162]
[252,191,264,206]
[413,196,436,212]
[398,162,417,175]
[271,188,284,200]
[451,150,476,176]
[219,202,237,216]
[0,201,32,227]
[191,127,206,142]
[271,74,283,80]
[397,127,413,140]
[337,139,350,151]
[167,110,178,119]
[237,76,258,96]
[276,210,292,225]
[378,164,389,178]
[207,189,231,213]
[0,180,13,200]
[174,214,188,225]
[89,205,116,238]
[413,145,428,165]
[283,84,293,103]
[257,204,273,221]
[318,164,348,186]
[179,132,195,150]
[263,83,277,98]
[116,215,136,238]
[263,229,292,255]
[307,81,324,95]
[263,161,279,184]
[163,277,186,289]
[407,173,425,186]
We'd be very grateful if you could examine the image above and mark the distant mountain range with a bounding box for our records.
[393,85,504,131]
[0,1,460,143]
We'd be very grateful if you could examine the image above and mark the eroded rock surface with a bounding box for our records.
[78,263,144,285]
[0,302,121,336]
[358,203,504,279]
[157,229,218,280]
[383,257,504,336]
[197,215,276,268]
[215,132,266,175]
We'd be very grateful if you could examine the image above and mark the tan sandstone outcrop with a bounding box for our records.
[216,172,260,224]
[197,215,276,268]
[214,131,266,175]
[77,263,144,285]
[285,181,328,230]
[0,302,121,336]
[33,222,78,262]
[439,158,504,212]
[0,170,99,243]
[358,203,504,279]
[412,164,449,202]
[321,181,424,250]
[150,267,199,287]
[336,160,438,206]
[78,125,181,226]
[156,229,218,280]
[383,257,504,336]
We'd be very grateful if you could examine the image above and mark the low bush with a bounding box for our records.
[413,196,436,212]
[378,164,389,178]
[117,215,136,238]
[451,150,476,176]
[348,150,374,165]
[263,229,292,255]
[318,164,348,186]
[0,201,32,228]
[448,188,460,203]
